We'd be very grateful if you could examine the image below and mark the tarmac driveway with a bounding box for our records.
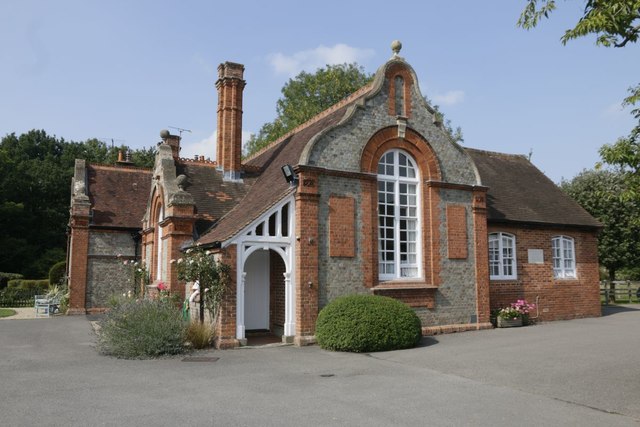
[0,306,638,426]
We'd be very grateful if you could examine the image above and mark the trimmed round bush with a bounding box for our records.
[315,294,422,352]
[48,261,66,287]
[97,299,187,359]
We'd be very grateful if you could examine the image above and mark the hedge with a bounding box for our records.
[7,279,50,292]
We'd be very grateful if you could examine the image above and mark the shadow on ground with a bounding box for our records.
[601,304,640,316]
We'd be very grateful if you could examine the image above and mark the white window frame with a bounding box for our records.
[488,232,517,280]
[377,149,422,281]
[552,235,576,279]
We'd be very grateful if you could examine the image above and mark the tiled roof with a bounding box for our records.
[87,164,152,229]
[197,105,351,245]
[175,161,255,236]
[466,148,602,228]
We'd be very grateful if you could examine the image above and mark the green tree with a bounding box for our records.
[244,63,373,157]
[519,0,640,198]
[0,130,156,278]
[560,169,640,282]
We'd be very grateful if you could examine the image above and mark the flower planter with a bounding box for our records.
[497,317,523,328]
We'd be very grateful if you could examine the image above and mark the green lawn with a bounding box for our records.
[0,308,16,318]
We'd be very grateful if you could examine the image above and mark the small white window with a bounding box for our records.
[488,232,517,280]
[552,236,576,279]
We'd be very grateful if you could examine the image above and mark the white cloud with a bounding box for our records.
[432,90,465,107]
[269,44,375,77]
[180,130,252,161]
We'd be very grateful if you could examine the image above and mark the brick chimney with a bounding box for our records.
[160,129,181,159]
[216,62,245,181]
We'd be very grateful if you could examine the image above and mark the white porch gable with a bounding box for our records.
[224,196,296,341]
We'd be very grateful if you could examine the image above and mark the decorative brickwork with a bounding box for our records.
[216,62,245,179]
[446,204,468,259]
[328,195,355,258]
[386,62,413,118]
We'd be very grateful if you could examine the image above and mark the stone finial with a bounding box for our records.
[391,40,402,56]
[160,129,170,140]
[175,174,188,191]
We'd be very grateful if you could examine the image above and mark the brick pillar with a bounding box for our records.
[162,205,196,299]
[294,170,320,346]
[472,187,491,325]
[68,199,91,315]
[360,177,378,287]
[216,62,245,181]
[215,245,239,349]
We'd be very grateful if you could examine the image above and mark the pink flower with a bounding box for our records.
[157,282,166,291]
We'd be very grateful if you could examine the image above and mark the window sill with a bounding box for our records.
[374,280,437,290]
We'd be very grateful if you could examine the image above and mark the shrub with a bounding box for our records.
[185,321,215,349]
[315,295,422,353]
[48,261,66,287]
[0,273,23,289]
[97,299,187,359]
[7,279,49,292]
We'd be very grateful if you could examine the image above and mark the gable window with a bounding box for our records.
[377,150,421,280]
[552,235,576,279]
[488,232,517,280]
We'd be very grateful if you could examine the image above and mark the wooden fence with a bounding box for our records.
[600,280,640,305]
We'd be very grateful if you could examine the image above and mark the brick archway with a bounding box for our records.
[360,126,442,287]
[360,126,441,180]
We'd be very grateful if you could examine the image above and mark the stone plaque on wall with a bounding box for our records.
[528,249,544,264]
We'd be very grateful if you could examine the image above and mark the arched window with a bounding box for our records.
[552,235,576,278]
[488,232,517,280]
[155,205,164,281]
[377,150,421,280]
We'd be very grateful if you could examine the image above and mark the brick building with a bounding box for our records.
[67,43,602,346]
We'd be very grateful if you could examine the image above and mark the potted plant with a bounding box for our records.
[497,299,536,328]
[497,306,523,328]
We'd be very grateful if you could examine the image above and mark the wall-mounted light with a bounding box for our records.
[281,164,298,186]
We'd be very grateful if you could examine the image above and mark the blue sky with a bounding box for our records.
[1,0,638,183]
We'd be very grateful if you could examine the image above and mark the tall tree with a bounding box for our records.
[0,130,155,278]
[519,0,640,198]
[561,169,640,282]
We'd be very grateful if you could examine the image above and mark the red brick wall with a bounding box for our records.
[269,251,286,330]
[329,195,355,258]
[215,245,238,349]
[68,200,91,314]
[473,189,491,323]
[488,225,601,321]
[446,204,468,259]
[295,170,320,339]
